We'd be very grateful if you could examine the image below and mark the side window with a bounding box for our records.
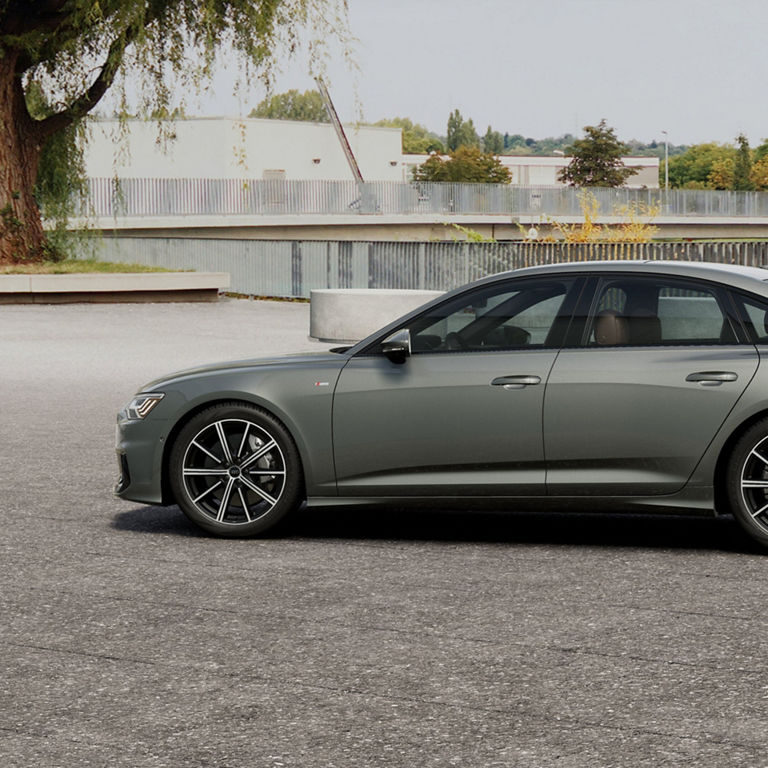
[406,277,576,353]
[735,293,768,344]
[586,277,733,346]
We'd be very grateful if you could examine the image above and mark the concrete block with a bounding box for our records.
[0,275,32,292]
[27,272,230,293]
[310,288,443,342]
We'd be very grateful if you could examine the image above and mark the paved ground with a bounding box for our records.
[2,299,767,768]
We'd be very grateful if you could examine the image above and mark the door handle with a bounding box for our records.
[491,375,542,389]
[685,371,738,386]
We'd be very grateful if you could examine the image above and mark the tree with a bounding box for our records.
[482,126,504,155]
[558,119,637,187]
[373,117,444,154]
[413,146,511,184]
[666,143,736,188]
[0,0,349,263]
[249,89,329,122]
[707,158,735,190]
[733,133,754,191]
[751,157,768,190]
[446,109,479,151]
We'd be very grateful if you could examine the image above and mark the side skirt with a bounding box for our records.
[306,486,716,516]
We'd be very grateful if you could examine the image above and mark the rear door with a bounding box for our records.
[544,274,758,495]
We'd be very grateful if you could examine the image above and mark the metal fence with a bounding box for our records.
[88,237,768,298]
[82,178,768,219]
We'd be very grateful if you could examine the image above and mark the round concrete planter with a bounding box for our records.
[310,288,444,343]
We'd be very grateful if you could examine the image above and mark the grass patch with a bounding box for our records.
[0,259,177,275]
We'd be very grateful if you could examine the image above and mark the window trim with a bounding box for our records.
[355,275,586,357]
[574,273,746,349]
[728,289,768,345]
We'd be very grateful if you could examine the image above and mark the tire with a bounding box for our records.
[725,418,768,550]
[169,402,303,537]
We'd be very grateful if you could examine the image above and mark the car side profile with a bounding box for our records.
[115,260,768,549]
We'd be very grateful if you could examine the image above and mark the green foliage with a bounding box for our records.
[373,117,444,154]
[754,139,768,163]
[482,126,504,155]
[413,146,511,184]
[446,110,479,151]
[5,1,350,119]
[25,81,87,253]
[249,89,329,122]
[558,120,638,187]
[449,223,496,242]
[733,133,754,191]
[666,143,737,188]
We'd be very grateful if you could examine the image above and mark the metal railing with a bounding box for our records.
[82,178,768,219]
[88,238,768,298]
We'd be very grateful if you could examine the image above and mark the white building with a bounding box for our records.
[84,117,405,182]
[85,117,659,188]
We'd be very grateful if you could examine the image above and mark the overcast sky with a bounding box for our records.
[193,0,768,147]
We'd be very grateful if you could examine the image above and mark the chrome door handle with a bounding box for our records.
[491,375,542,389]
[686,371,738,386]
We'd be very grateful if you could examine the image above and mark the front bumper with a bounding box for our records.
[114,412,169,505]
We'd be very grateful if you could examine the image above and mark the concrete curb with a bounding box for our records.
[0,271,230,304]
[310,288,443,342]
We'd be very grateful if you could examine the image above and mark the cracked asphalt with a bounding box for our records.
[2,299,767,767]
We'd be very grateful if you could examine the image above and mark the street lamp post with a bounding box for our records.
[661,130,669,191]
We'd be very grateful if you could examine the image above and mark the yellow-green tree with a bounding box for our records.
[373,117,444,154]
[413,146,511,184]
[250,89,329,123]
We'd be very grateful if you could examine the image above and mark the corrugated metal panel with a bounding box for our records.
[87,238,768,298]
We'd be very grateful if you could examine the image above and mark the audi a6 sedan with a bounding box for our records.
[116,260,768,549]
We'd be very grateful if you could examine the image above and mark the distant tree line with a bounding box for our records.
[665,135,768,191]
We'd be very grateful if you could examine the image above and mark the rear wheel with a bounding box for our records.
[726,419,768,549]
[169,403,303,537]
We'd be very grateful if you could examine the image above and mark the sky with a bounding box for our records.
[191,0,768,147]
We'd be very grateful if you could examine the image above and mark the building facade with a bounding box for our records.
[85,117,659,188]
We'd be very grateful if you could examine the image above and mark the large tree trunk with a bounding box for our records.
[0,51,46,264]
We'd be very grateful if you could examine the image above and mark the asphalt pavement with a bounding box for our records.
[1,299,767,767]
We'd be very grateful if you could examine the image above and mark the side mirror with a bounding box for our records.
[381,329,411,364]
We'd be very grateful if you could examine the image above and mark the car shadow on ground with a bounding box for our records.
[111,504,758,554]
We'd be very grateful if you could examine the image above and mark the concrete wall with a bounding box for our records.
[84,118,404,182]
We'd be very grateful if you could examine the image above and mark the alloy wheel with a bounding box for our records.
[181,418,286,526]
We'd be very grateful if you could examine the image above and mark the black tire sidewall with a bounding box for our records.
[726,419,768,548]
[169,402,303,537]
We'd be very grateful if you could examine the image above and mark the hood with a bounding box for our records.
[139,350,348,391]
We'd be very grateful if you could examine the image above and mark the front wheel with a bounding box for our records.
[725,418,768,550]
[169,403,304,537]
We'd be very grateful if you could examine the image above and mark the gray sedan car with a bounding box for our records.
[116,260,768,549]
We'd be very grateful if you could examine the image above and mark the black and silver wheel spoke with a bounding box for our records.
[181,418,286,527]
[240,475,278,506]
[239,439,277,470]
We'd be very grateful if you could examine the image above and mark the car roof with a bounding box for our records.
[485,259,768,294]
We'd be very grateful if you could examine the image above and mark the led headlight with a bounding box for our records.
[125,393,165,420]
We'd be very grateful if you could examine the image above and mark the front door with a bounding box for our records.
[333,275,584,497]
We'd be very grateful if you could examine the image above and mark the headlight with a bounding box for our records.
[125,393,165,420]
